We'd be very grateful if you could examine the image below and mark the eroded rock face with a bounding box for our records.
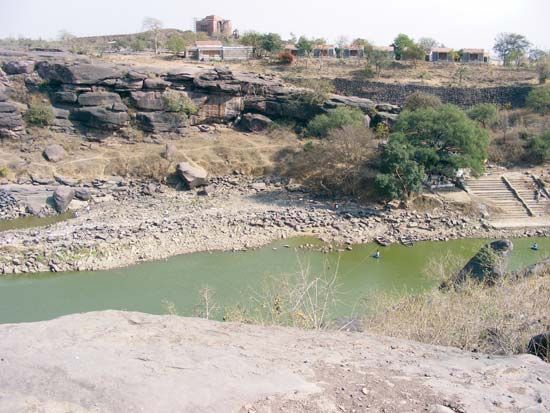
[77,92,122,107]
[130,91,165,111]
[452,239,513,285]
[176,162,208,189]
[2,60,35,75]
[43,144,67,163]
[71,107,128,129]
[52,186,74,213]
[0,101,24,136]
[136,111,187,133]
[239,113,273,132]
[36,62,123,85]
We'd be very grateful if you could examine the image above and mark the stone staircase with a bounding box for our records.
[465,173,545,221]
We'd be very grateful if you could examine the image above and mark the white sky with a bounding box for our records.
[0,0,548,51]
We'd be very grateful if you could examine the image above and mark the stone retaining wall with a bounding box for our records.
[332,78,533,108]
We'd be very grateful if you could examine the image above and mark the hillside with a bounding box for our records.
[0,311,548,412]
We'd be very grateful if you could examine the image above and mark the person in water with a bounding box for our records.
[374,250,380,259]
[532,243,539,251]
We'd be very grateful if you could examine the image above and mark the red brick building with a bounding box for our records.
[195,15,233,37]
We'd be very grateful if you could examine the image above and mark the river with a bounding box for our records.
[0,236,547,324]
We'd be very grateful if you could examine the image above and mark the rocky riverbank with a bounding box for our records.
[1,175,548,275]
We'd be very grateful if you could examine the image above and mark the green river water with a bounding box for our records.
[0,236,548,324]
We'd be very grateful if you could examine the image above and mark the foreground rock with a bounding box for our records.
[239,112,273,132]
[0,311,547,412]
[52,186,74,212]
[176,162,208,189]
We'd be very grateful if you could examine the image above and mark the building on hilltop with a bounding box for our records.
[460,49,489,63]
[429,47,454,62]
[187,40,253,61]
[195,15,233,38]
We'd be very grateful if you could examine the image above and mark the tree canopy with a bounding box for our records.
[493,33,531,66]
[296,36,314,56]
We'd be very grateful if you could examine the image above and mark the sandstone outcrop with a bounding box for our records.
[0,311,547,412]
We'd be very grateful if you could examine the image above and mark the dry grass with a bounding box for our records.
[363,271,550,355]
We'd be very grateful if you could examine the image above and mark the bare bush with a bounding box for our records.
[278,125,377,195]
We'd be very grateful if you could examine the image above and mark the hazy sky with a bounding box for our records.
[1,0,549,51]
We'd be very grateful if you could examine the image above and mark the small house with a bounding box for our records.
[429,47,453,62]
[460,49,489,63]
[284,44,298,57]
[313,45,336,58]
[188,40,223,61]
[341,45,364,59]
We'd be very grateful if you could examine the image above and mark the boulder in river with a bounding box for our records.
[53,186,75,213]
[451,239,513,285]
[176,162,208,189]
[43,144,67,163]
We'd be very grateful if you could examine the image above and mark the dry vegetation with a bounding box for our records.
[363,266,550,357]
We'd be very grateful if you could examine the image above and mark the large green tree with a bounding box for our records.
[393,104,488,177]
[493,33,531,66]
[375,139,425,200]
[392,33,414,60]
[260,33,283,55]
[296,36,314,57]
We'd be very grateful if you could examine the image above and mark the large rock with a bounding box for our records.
[2,60,35,75]
[452,240,514,285]
[176,162,208,189]
[239,113,273,132]
[0,101,24,134]
[71,107,128,129]
[52,186,74,213]
[43,144,67,163]
[36,62,123,85]
[74,187,91,201]
[77,92,122,107]
[54,91,78,103]
[136,111,187,133]
[144,78,171,90]
[130,91,165,111]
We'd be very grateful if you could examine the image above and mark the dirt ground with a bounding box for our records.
[0,311,548,413]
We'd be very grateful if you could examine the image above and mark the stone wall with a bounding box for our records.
[332,78,533,108]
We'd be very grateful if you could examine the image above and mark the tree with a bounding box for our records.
[402,43,426,64]
[526,86,550,114]
[306,106,365,137]
[526,130,550,164]
[403,92,442,111]
[392,33,415,60]
[296,36,314,57]
[467,104,499,128]
[365,48,391,77]
[493,33,531,66]
[142,17,163,54]
[375,139,425,200]
[260,33,283,55]
[418,37,439,53]
[166,35,187,55]
[393,105,488,177]
[535,53,550,84]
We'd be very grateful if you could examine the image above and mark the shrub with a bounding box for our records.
[24,99,54,126]
[403,92,442,111]
[468,103,499,128]
[362,65,376,78]
[162,90,198,115]
[526,86,550,114]
[526,130,550,164]
[277,51,295,65]
[306,106,364,137]
[374,123,390,140]
[0,166,8,178]
[291,78,335,105]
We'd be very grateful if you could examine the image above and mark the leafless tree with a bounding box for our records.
[142,17,163,54]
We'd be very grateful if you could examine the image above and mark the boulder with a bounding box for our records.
[3,60,35,75]
[43,144,67,163]
[527,333,549,361]
[74,187,91,201]
[130,91,165,111]
[239,113,273,132]
[54,91,78,103]
[36,62,123,85]
[0,101,24,133]
[161,143,177,161]
[452,240,513,285]
[78,92,122,107]
[136,112,187,133]
[176,162,208,189]
[71,107,128,129]
[144,78,171,90]
[52,186,74,213]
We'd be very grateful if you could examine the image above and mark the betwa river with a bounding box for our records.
[0,236,548,324]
